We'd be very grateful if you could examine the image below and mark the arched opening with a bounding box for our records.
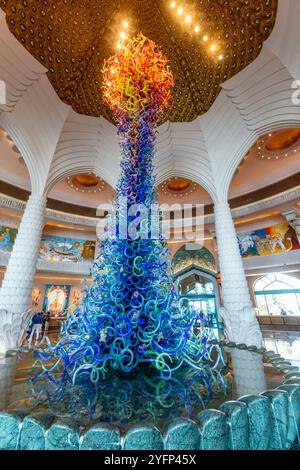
[254,273,300,316]
[228,128,300,206]
[171,244,220,329]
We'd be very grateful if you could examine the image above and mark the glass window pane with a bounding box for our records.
[254,273,300,316]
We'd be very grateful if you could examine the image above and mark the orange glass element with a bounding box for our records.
[266,129,300,152]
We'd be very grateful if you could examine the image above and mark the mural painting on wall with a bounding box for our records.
[42,284,71,316]
[237,223,300,258]
[0,226,18,254]
[70,288,85,311]
[39,236,96,263]
[31,288,41,307]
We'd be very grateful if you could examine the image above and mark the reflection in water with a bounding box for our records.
[0,357,17,409]
[0,351,231,429]
[0,347,285,431]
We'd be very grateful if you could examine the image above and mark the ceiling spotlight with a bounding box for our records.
[123,20,129,29]
[170,1,176,8]
[194,25,200,33]
[203,35,208,42]
[117,42,122,49]
[268,133,272,137]
[210,43,217,52]
[177,7,183,16]
[120,31,126,39]
[218,54,223,61]
[185,15,191,23]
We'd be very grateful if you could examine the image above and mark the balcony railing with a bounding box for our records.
[0,253,92,275]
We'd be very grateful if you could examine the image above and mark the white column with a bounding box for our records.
[0,194,46,314]
[214,200,262,347]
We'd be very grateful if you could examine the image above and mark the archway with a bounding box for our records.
[228,128,300,204]
[254,273,300,316]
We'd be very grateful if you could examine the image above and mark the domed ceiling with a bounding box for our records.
[0,0,277,123]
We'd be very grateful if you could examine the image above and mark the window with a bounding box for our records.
[254,273,300,316]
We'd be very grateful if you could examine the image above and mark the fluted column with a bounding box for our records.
[214,200,262,347]
[0,194,46,314]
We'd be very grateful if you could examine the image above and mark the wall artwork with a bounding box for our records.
[71,288,85,310]
[31,288,41,307]
[238,223,300,258]
[0,226,18,254]
[42,284,71,316]
[39,236,96,263]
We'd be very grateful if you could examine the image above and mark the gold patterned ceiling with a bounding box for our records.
[160,177,197,197]
[0,0,278,123]
[66,172,106,193]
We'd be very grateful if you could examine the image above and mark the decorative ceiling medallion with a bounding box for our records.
[0,0,278,123]
[12,144,20,154]
[256,129,300,161]
[67,173,105,194]
[161,177,197,198]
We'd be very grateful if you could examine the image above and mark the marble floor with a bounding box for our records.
[262,330,300,371]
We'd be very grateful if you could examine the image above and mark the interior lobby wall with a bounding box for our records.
[30,275,89,314]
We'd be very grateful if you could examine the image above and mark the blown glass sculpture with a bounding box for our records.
[35,34,222,386]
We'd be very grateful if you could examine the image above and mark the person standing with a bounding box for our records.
[28,312,43,347]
